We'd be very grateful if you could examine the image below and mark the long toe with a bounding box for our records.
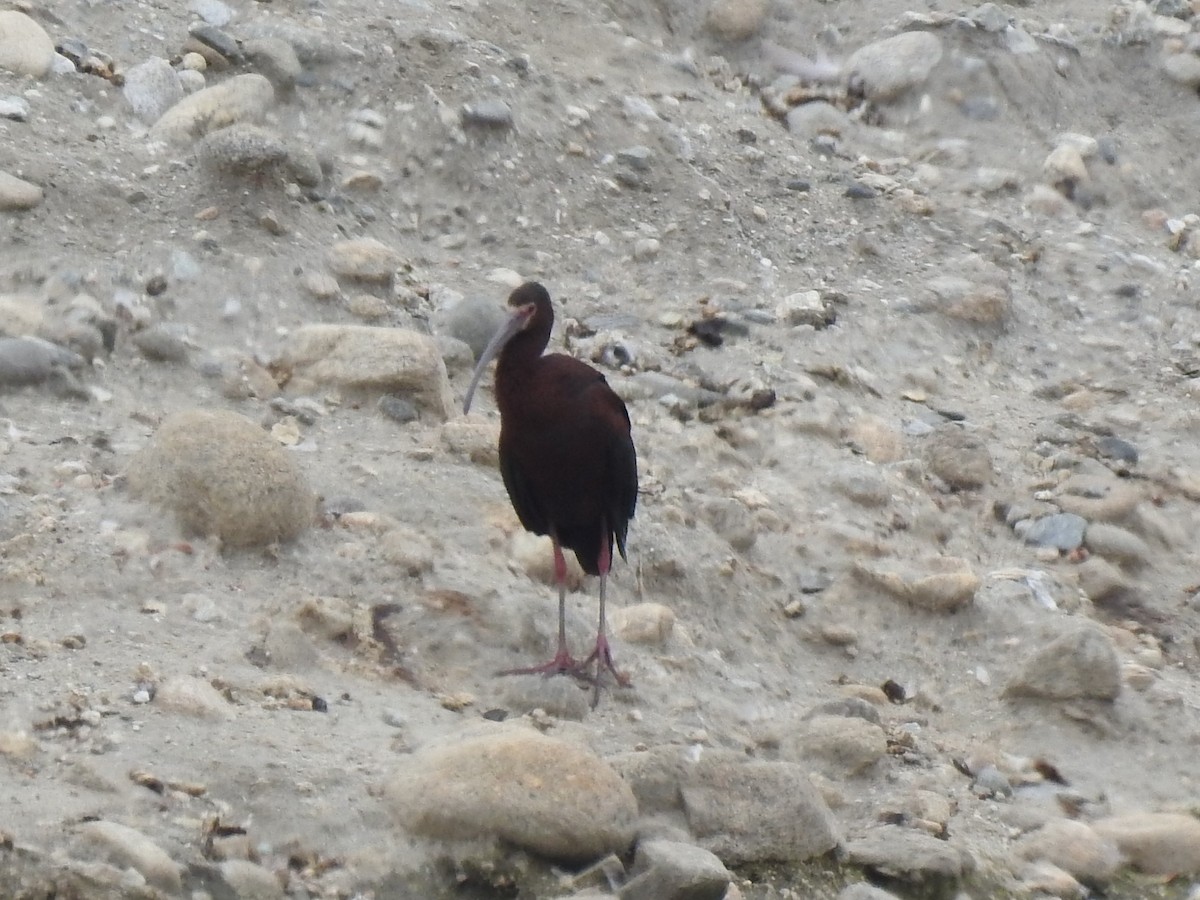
[497,648,580,678]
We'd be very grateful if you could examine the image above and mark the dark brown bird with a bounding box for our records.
[463,282,638,705]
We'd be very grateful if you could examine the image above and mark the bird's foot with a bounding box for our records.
[580,635,631,707]
[497,647,581,678]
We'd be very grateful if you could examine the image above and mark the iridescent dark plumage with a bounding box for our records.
[463,282,637,705]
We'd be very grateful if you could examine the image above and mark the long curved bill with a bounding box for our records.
[462,308,527,414]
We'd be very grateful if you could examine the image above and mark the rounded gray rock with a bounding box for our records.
[243,37,302,92]
[435,294,509,361]
[122,57,184,124]
[0,336,83,385]
[681,757,838,864]
[846,32,944,101]
[620,839,731,900]
[1021,513,1087,551]
[845,825,973,883]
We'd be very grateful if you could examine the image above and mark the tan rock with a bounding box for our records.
[125,408,315,548]
[384,725,637,863]
[0,11,54,78]
[1093,812,1200,875]
[705,0,768,42]
[279,324,455,418]
[150,73,275,142]
[611,602,675,645]
[0,171,44,211]
[80,821,183,893]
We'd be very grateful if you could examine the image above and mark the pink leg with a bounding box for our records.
[498,537,579,677]
[581,534,631,707]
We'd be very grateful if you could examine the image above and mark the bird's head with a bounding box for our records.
[462,282,554,414]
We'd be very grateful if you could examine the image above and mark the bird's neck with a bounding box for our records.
[495,341,544,407]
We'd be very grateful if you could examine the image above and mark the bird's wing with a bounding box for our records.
[499,438,549,537]
[593,379,638,561]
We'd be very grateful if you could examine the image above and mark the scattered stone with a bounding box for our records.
[845,32,943,101]
[776,290,836,329]
[125,408,315,548]
[384,725,637,863]
[1016,859,1086,898]
[187,23,244,65]
[1162,51,1200,88]
[845,825,972,884]
[1044,143,1089,197]
[971,765,1012,799]
[1095,435,1138,465]
[199,124,289,177]
[633,237,660,261]
[1013,818,1122,884]
[0,171,44,211]
[1021,513,1087,552]
[279,324,455,418]
[327,238,401,284]
[243,37,301,93]
[837,884,902,900]
[343,293,386,320]
[784,714,887,776]
[705,0,767,41]
[854,557,979,613]
[804,696,881,725]
[618,145,654,172]
[283,142,323,187]
[0,95,30,121]
[926,275,1011,325]
[178,68,206,93]
[611,602,675,645]
[0,336,82,385]
[131,325,190,363]
[150,73,275,143]
[1004,626,1121,701]
[1076,556,1130,603]
[462,98,514,129]
[619,839,732,900]
[155,675,232,719]
[1092,812,1200,876]
[1084,522,1150,568]
[122,58,183,124]
[681,757,838,864]
[831,466,891,507]
[434,293,509,361]
[845,415,905,464]
[0,11,55,78]
[217,859,284,900]
[191,0,233,25]
[300,271,341,301]
[923,426,993,489]
[500,675,591,721]
[785,102,850,139]
[607,746,688,815]
[79,821,183,894]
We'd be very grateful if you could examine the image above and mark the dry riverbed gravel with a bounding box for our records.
[4,0,1200,897]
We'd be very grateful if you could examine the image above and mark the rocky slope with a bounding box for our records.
[3,0,1200,897]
